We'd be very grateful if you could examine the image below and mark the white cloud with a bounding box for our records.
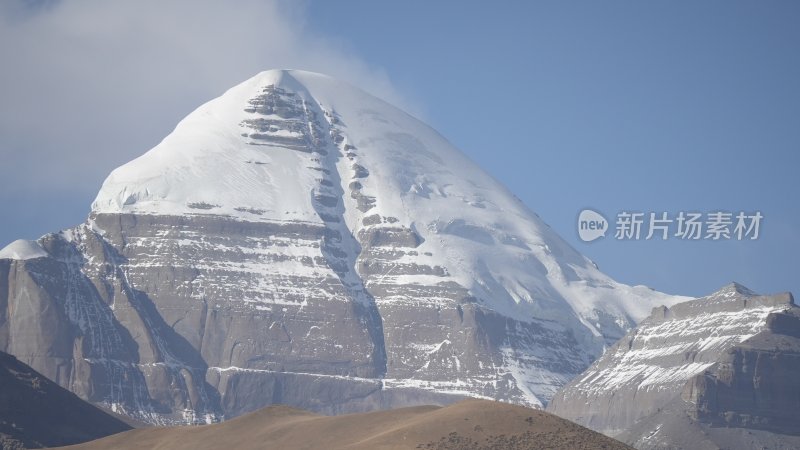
[0,0,415,195]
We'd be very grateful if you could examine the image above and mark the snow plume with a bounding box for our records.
[0,0,413,193]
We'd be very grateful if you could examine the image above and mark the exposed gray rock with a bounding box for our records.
[0,215,589,423]
[548,283,800,449]
[615,396,800,450]
[683,308,800,434]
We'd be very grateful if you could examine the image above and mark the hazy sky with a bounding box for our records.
[1,1,798,298]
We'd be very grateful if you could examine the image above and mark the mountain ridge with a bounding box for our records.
[547,283,799,449]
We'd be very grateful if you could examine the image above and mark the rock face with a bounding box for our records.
[685,308,800,433]
[0,351,131,449]
[0,70,685,424]
[547,283,800,449]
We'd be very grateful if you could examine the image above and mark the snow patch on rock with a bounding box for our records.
[0,239,48,260]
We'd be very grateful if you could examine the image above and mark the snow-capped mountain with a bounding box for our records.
[0,70,686,424]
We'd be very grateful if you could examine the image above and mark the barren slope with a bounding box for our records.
[61,399,631,450]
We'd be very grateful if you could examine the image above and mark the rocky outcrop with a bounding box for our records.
[0,351,131,449]
[683,308,800,434]
[548,283,800,449]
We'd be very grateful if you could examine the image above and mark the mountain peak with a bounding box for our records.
[89,68,687,330]
[716,281,759,297]
[90,69,399,223]
[249,69,319,94]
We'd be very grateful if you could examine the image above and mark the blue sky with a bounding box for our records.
[305,1,800,298]
[1,1,798,298]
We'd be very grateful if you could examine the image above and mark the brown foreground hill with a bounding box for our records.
[60,399,631,450]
